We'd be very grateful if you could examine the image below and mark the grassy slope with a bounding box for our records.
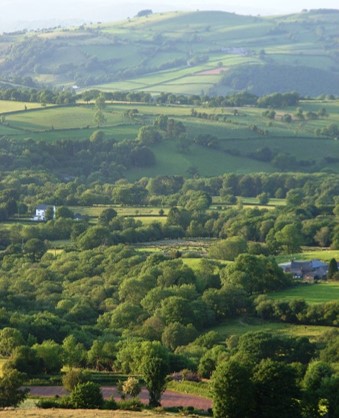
[268,282,339,304]
[1,10,339,95]
[0,99,338,176]
[212,318,334,341]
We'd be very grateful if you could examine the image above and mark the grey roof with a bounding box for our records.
[36,204,50,210]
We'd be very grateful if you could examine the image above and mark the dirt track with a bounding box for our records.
[27,386,212,410]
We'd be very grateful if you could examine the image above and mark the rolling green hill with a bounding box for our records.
[1,9,339,96]
[0,97,338,177]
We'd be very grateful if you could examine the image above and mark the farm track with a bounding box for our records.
[27,386,212,410]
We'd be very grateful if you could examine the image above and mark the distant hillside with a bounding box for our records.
[0,9,339,96]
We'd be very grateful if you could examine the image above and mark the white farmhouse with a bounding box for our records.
[33,204,56,221]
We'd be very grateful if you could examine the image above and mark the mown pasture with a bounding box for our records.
[212,317,336,342]
[268,281,339,304]
[276,250,339,263]
[0,99,338,177]
[0,100,45,113]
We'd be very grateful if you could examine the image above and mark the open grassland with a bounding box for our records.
[69,206,168,218]
[134,216,167,225]
[268,282,339,304]
[167,381,211,399]
[2,10,339,96]
[0,99,338,175]
[6,106,126,131]
[0,100,45,113]
[212,318,335,341]
[276,250,339,263]
[212,196,286,207]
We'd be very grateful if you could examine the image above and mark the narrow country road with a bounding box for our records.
[27,386,212,410]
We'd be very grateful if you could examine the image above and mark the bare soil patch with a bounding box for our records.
[196,67,226,75]
[26,386,212,411]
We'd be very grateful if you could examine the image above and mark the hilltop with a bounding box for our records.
[1,9,339,96]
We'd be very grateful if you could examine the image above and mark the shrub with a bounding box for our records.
[36,398,62,409]
[70,381,104,409]
[117,398,143,411]
[62,369,90,392]
[0,369,29,408]
[122,377,141,398]
[103,396,118,410]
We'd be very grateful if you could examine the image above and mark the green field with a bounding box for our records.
[212,318,335,341]
[1,10,339,97]
[0,99,338,176]
[276,250,339,263]
[268,282,339,304]
[69,206,168,218]
[0,100,45,113]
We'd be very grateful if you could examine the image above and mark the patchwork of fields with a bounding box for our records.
[0,98,338,177]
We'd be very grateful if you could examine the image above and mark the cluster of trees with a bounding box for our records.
[0,88,76,105]
[0,171,337,252]
[0,242,336,377]
[0,135,155,181]
[218,63,339,96]
[255,295,339,326]
[212,331,339,418]
[0,86,308,109]
[0,170,337,208]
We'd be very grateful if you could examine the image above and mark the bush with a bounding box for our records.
[70,381,104,409]
[62,369,90,392]
[37,396,73,409]
[117,398,143,411]
[36,399,62,409]
[103,396,118,410]
[0,369,29,408]
[122,376,141,398]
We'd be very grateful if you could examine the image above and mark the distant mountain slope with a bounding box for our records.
[0,9,339,96]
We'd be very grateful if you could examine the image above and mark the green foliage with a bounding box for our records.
[23,238,47,261]
[141,353,169,407]
[62,335,86,369]
[137,126,162,145]
[70,381,104,409]
[222,254,290,294]
[62,369,90,392]
[139,341,169,407]
[56,206,74,219]
[0,369,28,408]
[211,359,255,418]
[98,207,117,225]
[121,377,141,398]
[328,258,338,279]
[252,359,301,418]
[0,328,24,356]
[32,340,63,374]
[5,345,44,376]
[161,322,198,350]
[208,237,248,261]
[302,361,334,418]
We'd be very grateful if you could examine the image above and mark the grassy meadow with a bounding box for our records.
[268,282,339,304]
[276,250,339,263]
[212,317,335,342]
[0,97,338,176]
[2,10,339,97]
